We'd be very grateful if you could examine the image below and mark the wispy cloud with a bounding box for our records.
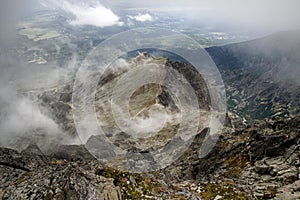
[43,0,123,27]
[0,50,80,151]
[129,13,154,22]
[110,0,300,33]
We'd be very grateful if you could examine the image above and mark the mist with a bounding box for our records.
[0,0,78,151]
[0,84,63,150]
[109,0,300,34]
[227,30,300,86]
[0,48,78,151]
[1,0,299,35]
[0,0,37,46]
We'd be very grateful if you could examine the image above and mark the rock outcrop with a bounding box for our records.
[191,115,300,199]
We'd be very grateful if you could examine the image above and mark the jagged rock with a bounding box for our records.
[2,113,298,199]
[0,146,121,200]
[50,145,95,161]
[191,116,300,198]
[275,180,300,199]
[21,143,43,155]
[0,146,203,199]
[85,135,116,161]
[255,163,271,175]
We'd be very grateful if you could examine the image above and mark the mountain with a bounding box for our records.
[1,31,300,199]
[207,30,300,121]
[0,52,213,199]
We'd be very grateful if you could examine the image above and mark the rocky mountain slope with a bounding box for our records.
[1,32,300,199]
[0,144,202,200]
[1,115,299,199]
[207,30,300,121]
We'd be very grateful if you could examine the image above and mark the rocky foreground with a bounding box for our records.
[1,115,299,200]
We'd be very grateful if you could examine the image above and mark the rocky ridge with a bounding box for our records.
[1,115,299,199]
[1,45,300,199]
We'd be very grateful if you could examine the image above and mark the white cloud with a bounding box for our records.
[111,0,300,33]
[43,0,123,27]
[129,13,154,22]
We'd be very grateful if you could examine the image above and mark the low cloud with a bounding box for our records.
[111,0,300,33]
[0,49,78,151]
[129,13,154,22]
[0,84,65,151]
[43,0,123,27]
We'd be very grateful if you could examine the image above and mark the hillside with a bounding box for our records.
[207,30,300,121]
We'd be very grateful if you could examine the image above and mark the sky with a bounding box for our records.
[107,0,300,33]
[0,0,299,35]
